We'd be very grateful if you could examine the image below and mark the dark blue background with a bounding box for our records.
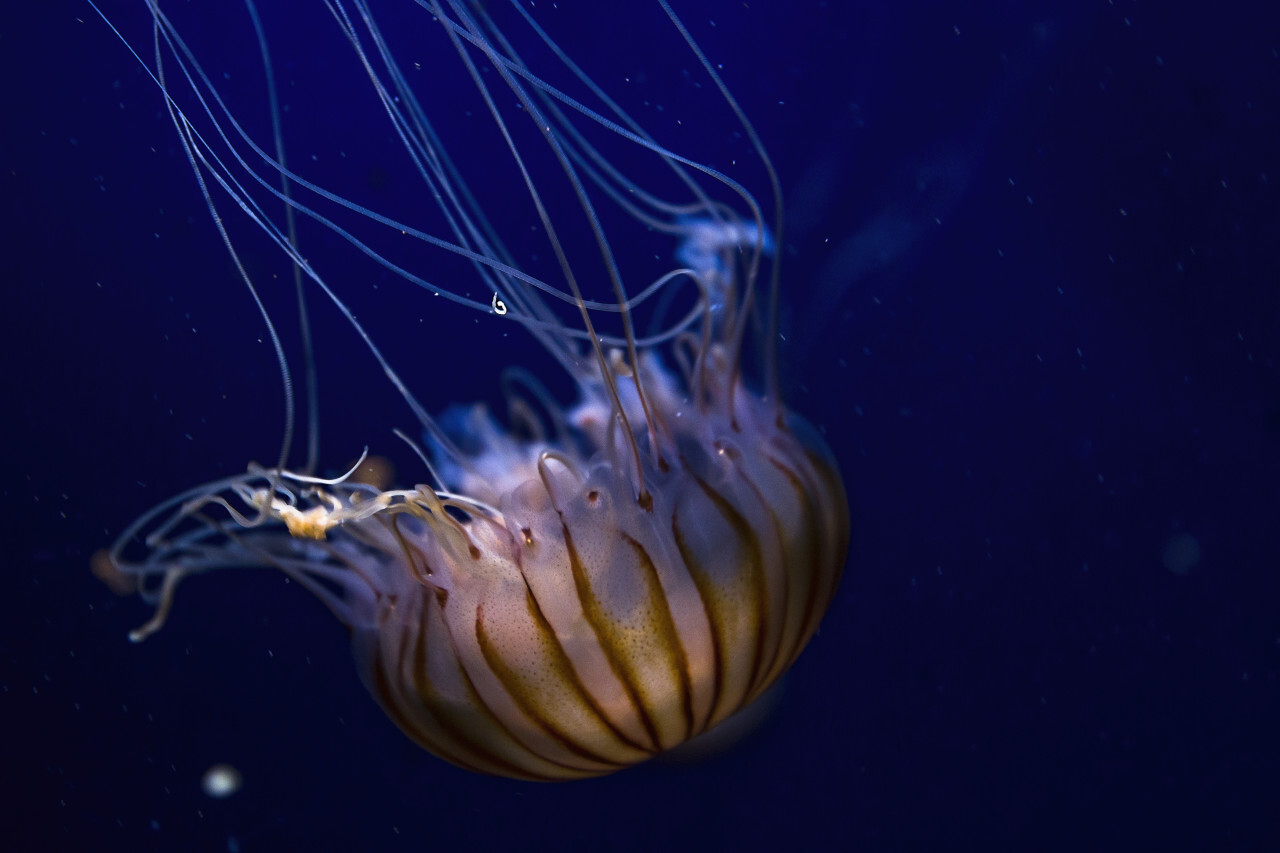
[4,0,1277,848]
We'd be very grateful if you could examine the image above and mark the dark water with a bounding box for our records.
[5,0,1277,848]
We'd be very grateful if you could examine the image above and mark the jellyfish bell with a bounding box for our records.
[96,0,849,780]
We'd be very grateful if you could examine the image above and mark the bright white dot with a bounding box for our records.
[202,764,243,799]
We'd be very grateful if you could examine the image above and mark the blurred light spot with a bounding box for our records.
[202,764,242,798]
[90,548,137,596]
[1162,532,1201,575]
[348,454,395,490]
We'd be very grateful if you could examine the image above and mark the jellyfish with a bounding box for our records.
[94,0,849,780]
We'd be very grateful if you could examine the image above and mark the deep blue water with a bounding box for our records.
[4,0,1278,848]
